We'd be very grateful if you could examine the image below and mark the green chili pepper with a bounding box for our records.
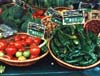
[69,50,81,59]
[73,39,79,45]
[64,56,82,64]
[50,39,60,56]
[80,59,93,66]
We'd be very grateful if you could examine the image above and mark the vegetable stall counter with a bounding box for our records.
[0,54,100,76]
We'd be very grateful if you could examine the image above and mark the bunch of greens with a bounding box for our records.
[0,3,35,32]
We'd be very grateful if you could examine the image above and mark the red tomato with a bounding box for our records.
[14,35,21,41]
[30,55,38,59]
[33,37,41,45]
[14,41,23,49]
[18,47,25,52]
[25,36,34,45]
[21,40,27,46]
[30,43,37,48]
[12,57,18,60]
[32,13,37,19]
[5,46,17,56]
[20,34,28,40]
[0,8,2,15]
[36,10,44,15]
[0,40,7,50]
[30,46,40,56]
[8,41,15,46]
[39,15,45,19]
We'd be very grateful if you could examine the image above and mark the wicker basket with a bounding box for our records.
[0,33,49,67]
[0,51,48,67]
[84,19,100,35]
[54,7,72,11]
[48,39,100,70]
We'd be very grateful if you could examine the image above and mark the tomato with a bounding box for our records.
[21,40,27,46]
[32,13,37,19]
[5,46,17,56]
[14,35,21,41]
[20,34,28,40]
[30,43,37,48]
[8,41,15,46]
[16,51,23,58]
[14,41,23,49]
[36,10,44,15]
[18,47,25,52]
[0,8,3,15]
[23,50,30,58]
[0,40,7,50]
[39,15,45,19]
[0,51,4,57]
[30,55,38,59]
[12,57,17,60]
[18,56,26,61]
[30,46,40,56]
[33,37,41,45]
[25,36,34,45]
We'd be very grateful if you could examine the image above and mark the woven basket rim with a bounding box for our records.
[48,39,100,70]
[0,32,49,63]
[84,19,100,27]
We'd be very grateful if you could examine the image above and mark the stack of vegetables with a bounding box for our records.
[50,24,100,66]
[0,33,47,61]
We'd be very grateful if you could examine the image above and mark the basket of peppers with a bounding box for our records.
[0,33,48,67]
[48,23,100,69]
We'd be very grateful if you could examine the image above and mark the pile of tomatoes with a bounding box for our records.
[0,33,42,61]
[32,9,45,19]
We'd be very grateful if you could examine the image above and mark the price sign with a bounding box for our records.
[51,11,63,25]
[27,22,45,38]
[63,10,85,25]
[0,24,17,38]
[45,7,57,16]
[78,2,92,9]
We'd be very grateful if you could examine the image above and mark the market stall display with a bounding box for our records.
[0,0,100,74]
[0,33,48,67]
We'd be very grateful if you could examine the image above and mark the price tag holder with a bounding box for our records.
[27,22,45,39]
[78,2,92,10]
[63,10,85,25]
[51,12,63,25]
[0,24,17,38]
[45,7,57,16]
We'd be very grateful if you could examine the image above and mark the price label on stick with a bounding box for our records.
[63,10,85,25]
[78,2,92,9]
[45,7,57,16]
[27,22,45,39]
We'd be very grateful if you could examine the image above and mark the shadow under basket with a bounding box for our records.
[48,39,100,70]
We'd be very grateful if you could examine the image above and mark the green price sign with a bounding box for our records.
[63,10,85,25]
[27,22,45,38]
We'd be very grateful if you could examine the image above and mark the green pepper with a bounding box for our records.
[64,56,82,64]
[73,39,79,45]
[80,53,97,66]
[69,50,81,59]
[50,39,60,56]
